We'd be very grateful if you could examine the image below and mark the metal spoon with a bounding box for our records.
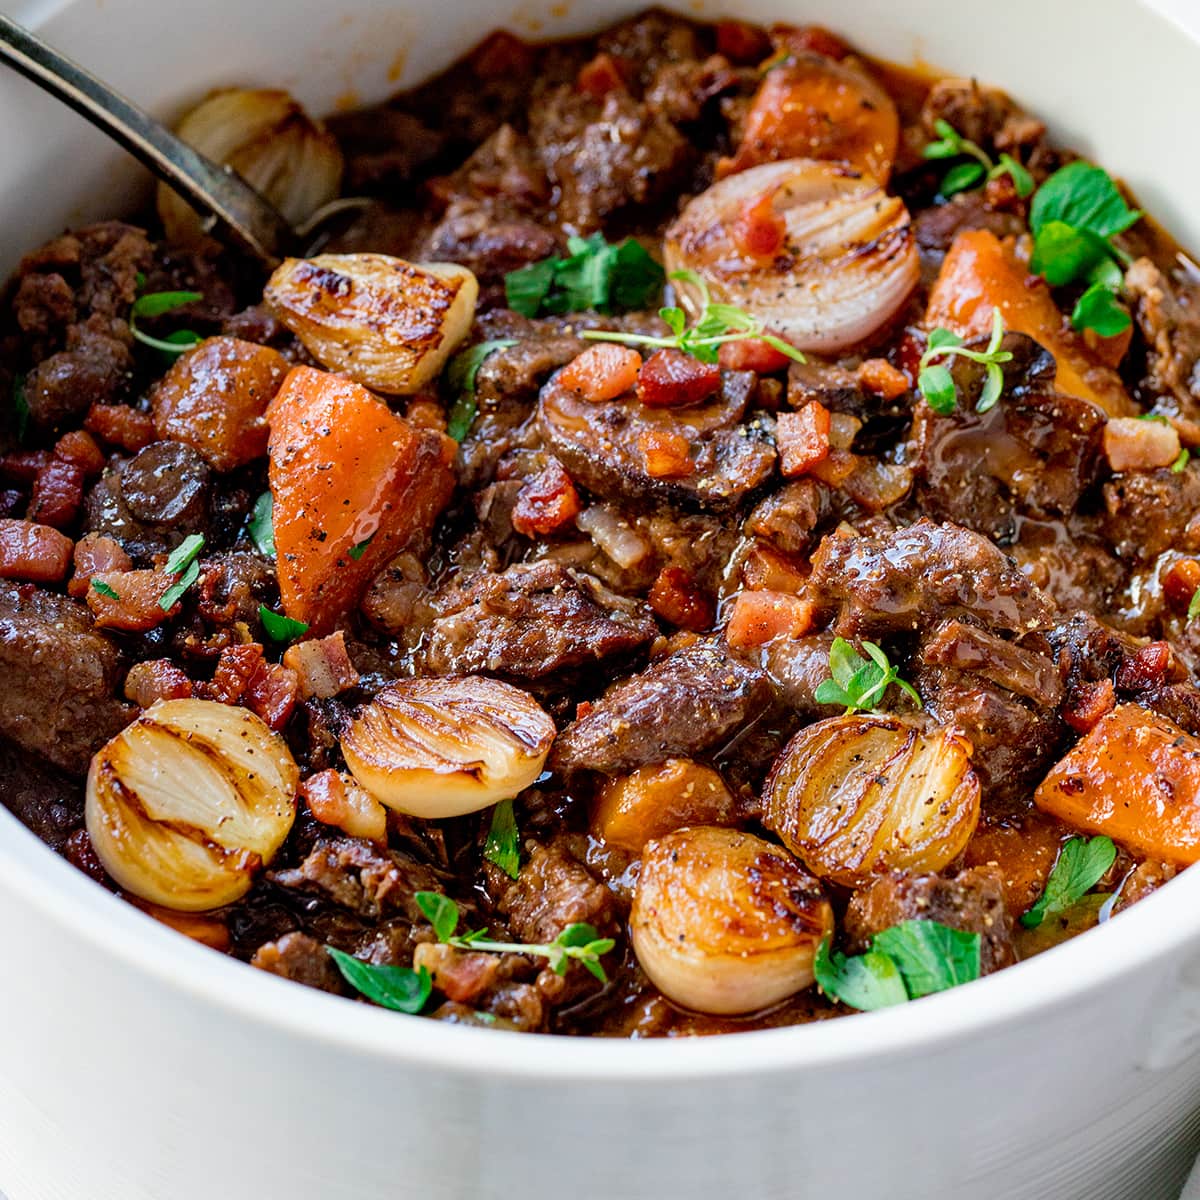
[0,12,356,265]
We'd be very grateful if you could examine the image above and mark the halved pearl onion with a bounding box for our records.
[631,826,833,1016]
[341,676,556,819]
[86,699,299,912]
[664,158,919,354]
[765,713,980,887]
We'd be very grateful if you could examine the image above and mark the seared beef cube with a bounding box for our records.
[497,840,617,943]
[251,931,347,995]
[0,582,131,774]
[551,637,774,775]
[1103,466,1200,562]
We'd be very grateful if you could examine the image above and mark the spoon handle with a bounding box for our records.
[0,12,293,263]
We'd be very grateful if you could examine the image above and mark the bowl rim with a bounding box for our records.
[2,805,1194,1078]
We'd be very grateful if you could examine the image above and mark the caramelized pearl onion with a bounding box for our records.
[765,714,980,887]
[86,699,299,912]
[631,826,833,1016]
[341,676,556,819]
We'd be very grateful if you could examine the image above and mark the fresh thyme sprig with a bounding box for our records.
[580,270,805,366]
[416,891,615,983]
[918,307,1012,415]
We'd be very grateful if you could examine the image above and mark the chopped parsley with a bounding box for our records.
[258,605,309,643]
[815,920,982,1011]
[1173,448,1191,474]
[90,578,120,600]
[923,118,1034,199]
[158,533,205,610]
[918,307,1012,415]
[129,289,204,355]
[444,338,518,442]
[348,535,374,561]
[417,891,615,983]
[1021,835,1116,929]
[580,269,805,365]
[327,948,432,1014]
[484,798,521,880]
[248,491,275,558]
[813,636,921,714]
[505,234,665,318]
[1190,588,1200,623]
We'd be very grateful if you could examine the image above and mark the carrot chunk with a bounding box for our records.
[1035,704,1200,864]
[268,366,456,633]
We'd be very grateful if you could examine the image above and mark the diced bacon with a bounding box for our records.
[283,631,361,701]
[638,429,694,478]
[299,769,387,843]
[1104,417,1181,472]
[776,402,831,477]
[1115,640,1173,691]
[734,190,787,260]
[511,459,583,536]
[577,52,629,98]
[68,533,132,598]
[207,642,298,730]
[0,450,50,485]
[648,566,714,632]
[0,518,73,583]
[412,942,502,1004]
[53,430,105,477]
[86,569,177,631]
[27,456,85,529]
[636,348,722,408]
[724,588,815,648]
[207,643,264,705]
[715,19,771,63]
[558,345,642,403]
[123,659,194,707]
[1062,678,1116,734]
[741,543,808,593]
[718,336,794,374]
[857,357,910,400]
[84,403,156,452]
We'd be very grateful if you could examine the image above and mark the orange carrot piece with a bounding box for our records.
[1035,704,1200,865]
[268,366,456,633]
[925,229,1134,417]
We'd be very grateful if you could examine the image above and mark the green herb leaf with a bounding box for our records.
[1071,281,1132,336]
[327,949,432,1014]
[978,361,1004,413]
[1030,161,1141,241]
[1030,220,1111,287]
[503,236,665,319]
[445,338,518,442]
[917,309,1013,414]
[918,364,956,414]
[1021,835,1117,929]
[129,290,203,356]
[990,153,1034,198]
[249,491,275,558]
[90,579,120,600]
[1190,588,1200,622]
[12,373,29,443]
[348,535,374,561]
[258,605,309,643]
[814,937,908,1011]
[814,636,921,714]
[940,161,986,196]
[1172,448,1191,474]
[158,533,205,611]
[416,891,460,942]
[872,921,982,998]
[484,798,521,880]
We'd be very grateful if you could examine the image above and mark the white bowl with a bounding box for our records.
[4,2,1200,1198]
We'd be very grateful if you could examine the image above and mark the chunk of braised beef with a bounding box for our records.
[0,581,132,773]
[921,620,1063,708]
[919,78,1047,162]
[118,441,211,532]
[807,519,1056,638]
[420,561,657,680]
[269,836,446,921]
[251,931,347,995]
[1102,466,1200,562]
[1124,256,1200,422]
[326,106,448,193]
[911,192,1027,275]
[538,366,774,513]
[496,839,619,943]
[550,636,775,776]
[845,867,1017,975]
[1010,525,1126,615]
[744,478,832,556]
[195,551,277,630]
[24,321,134,435]
[763,633,844,718]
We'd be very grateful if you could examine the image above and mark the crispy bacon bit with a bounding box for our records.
[413,942,501,1004]
[68,533,132,598]
[717,336,795,374]
[86,569,177,631]
[299,768,387,843]
[776,402,831,477]
[27,456,85,529]
[53,430,105,477]
[123,659,194,707]
[1063,678,1116,734]
[511,459,583,536]
[734,190,787,260]
[648,566,714,632]
[638,429,694,479]
[558,345,642,403]
[0,450,50,485]
[715,19,772,63]
[636,348,722,408]
[283,631,361,701]
[1164,558,1200,611]
[577,52,629,98]
[0,518,73,583]
[741,543,808,593]
[1115,641,1173,692]
[207,643,264,705]
[1103,416,1181,472]
[84,403,156,453]
[207,642,298,729]
[857,358,909,400]
[725,588,815,648]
